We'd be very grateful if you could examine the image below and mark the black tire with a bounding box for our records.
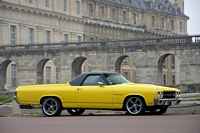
[124,96,146,115]
[150,107,168,115]
[67,109,85,116]
[42,97,62,116]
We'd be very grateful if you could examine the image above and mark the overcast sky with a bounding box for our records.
[184,0,200,35]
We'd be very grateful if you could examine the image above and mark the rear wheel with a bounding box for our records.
[125,96,146,115]
[42,97,62,116]
[150,107,168,115]
[67,109,85,116]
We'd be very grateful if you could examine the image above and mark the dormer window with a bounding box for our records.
[27,0,32,4]
[177,8,181,14]
[168,6,172,12]
[150,2,153,8]
[159,4,163,10]
[129,0,133,4]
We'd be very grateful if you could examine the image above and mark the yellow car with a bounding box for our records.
[14,72,182,116]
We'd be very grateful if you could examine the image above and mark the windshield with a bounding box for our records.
[104,74,129,85]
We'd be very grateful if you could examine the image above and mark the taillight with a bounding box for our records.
[14,91,17,97]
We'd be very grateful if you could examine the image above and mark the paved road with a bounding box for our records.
[0,115,200,133]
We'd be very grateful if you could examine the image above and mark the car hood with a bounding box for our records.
[126,82,180,91]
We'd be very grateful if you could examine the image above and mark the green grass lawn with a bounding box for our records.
[0,94,14,103]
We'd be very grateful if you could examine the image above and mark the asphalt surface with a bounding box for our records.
[0,98,200,133]
[0,115,200,133]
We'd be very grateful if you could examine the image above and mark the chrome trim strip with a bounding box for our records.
[154,98,182,106]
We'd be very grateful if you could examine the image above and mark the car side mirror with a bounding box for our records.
[98,82,104,86]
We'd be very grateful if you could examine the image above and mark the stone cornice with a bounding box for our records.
[0,1,85,23]
[83,16,144,33]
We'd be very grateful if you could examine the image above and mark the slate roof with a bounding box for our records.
[106,0,189,18]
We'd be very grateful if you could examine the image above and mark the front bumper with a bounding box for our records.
[154,98,182,106]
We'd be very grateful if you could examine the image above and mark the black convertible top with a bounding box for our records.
[69,72,119,86]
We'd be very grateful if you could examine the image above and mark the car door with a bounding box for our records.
[76,74,113,108]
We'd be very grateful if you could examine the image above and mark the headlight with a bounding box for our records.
[175,91,181,97]
[157,91,163,98]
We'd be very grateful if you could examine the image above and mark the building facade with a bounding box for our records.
[0,0,189,90]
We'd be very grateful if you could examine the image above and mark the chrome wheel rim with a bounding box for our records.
[126,97,142,114]
[43,99,58,116]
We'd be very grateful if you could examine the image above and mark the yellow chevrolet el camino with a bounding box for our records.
[14,72,182,116]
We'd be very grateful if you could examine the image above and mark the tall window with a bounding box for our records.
[62,0,67,12]
[77,36,82,42]
[124,72,129,79]
[90,37,95,42]
[88,4,93,17]
[10,25,16,45]
[28,28,34,44]
[111,9,115,21]
[45,30,51,43]
[171,55,175,69]
[172,75,175,85]
[27,0,32,4]
[161,18,164,29]
[180,21,183,32]
[163,59,166,69]
[151,16,155,27]
[44,0,49,7]
[64,34,68,42]
[170,20,174,30]
[163,75,166,85]
[11,64,16,87]
[46,66,51,84]
[76,1,80,14]
[132,13,136,25]
[123,11,126,23]
[100,6,104,19]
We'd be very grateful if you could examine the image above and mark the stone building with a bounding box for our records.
[0,0,189,90]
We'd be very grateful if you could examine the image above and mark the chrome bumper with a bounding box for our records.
[154,98,182,106]
[14,96,19,104]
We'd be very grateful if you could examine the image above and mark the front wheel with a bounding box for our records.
[67,109,85,116]
[124,96,146,115]
[42,97,62,116]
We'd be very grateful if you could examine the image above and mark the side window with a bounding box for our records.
[82,75,106,86]
[107,75,121,85]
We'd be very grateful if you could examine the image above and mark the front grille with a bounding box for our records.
[163,91,176,98]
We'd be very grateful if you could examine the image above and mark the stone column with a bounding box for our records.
[117,7,122,23]
[82,0,87,15]
[106,5,110,20]
[36,26,44,43]
[53,28,62,42]
[128,9,132,24]
[184,19,187,34]
[174,17,177,33]
[70,32,77,41]
[95,1,99,18]
[19,23,27,44]
[166,16,169,30]
[138,11,142,26]
[156,13,160,28]
[83,35,89,42]
[0,21,9,45]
